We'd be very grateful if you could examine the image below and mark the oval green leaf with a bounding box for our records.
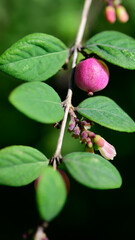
[0,33,68,81]
[85,31,135,69]
[9,82,64,123]
[36,166,67,222]
[0,145,48,186]
[77,96,135,132]
[64,152,122,189]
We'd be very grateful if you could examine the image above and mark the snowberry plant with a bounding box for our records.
[0,0,135,239]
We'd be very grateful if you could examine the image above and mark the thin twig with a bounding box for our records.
[53,0,92,162]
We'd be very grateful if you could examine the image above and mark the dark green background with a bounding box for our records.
[0,0,135,239]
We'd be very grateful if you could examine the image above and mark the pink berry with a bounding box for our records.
[74,58,109,95]
[105,5,116,24]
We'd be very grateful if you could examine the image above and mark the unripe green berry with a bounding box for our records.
[116,5,129,23]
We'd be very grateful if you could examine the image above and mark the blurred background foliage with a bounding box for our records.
[0,0,135,239]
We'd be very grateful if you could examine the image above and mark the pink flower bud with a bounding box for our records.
[94,135,116,160]
[69,108,77,118]
[93,135,104,147]
[81,130,88,143]
[116,5,129,23]
[68,118,76,132]
[105,5,116,24]
[87,139,93,148]
[72,124,80,138]
[81,120,91,130]
[88,131,96,138]
[81,120,87,125]
[74,58,109,95]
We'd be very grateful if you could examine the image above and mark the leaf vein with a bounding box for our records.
[0,50,68,65]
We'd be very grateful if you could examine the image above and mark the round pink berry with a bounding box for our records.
[74,58,109,95]
[105,5,116,24]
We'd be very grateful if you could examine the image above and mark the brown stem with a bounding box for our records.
[53,0,93,163]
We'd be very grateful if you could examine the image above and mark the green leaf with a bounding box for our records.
[77,96,135,132]
[9,82,64,123]
[64,152,122,189]
[85,31,135,69]
[0,33,68,81]
[0,145,48,186]
[36,166,67,222]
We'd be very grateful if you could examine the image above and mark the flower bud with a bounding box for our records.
[74,58,109,95]
[116,5,129,23]
[81,130,88,143]
[69,108,77,118]
[93,135,116,160]
[105,5,116,24]
[81,120,87,126]
[81,120,91,130]
[68,117,76,132]
[88,131,96,138]
[72,124,80,138]
[85,145,94,153]
[34,228,48,240]
[93,135,104,147]
[87,139,93,148]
